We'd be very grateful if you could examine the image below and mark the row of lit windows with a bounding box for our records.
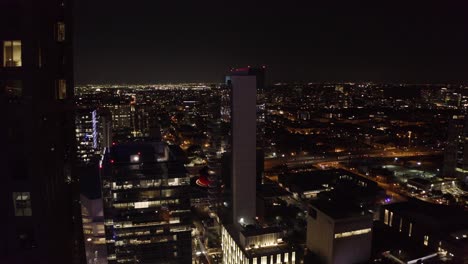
[384,209,413,237]
[114,235,176,246]
[108,178,189,190]
[112,189,180,200]
[384,209,443,250]
[111,218,181,229]
[113,199,180,209]
[334,228,371,239]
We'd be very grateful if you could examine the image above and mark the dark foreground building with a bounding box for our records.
[380,200,468,263]
[100,141,192,264]
[0,0,84,263]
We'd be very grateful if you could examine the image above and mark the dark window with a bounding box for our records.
[17,228,36,249]
[2,80,22,97]
[309,208,317,219]
[11,158,28,180]
[56,79,67,99]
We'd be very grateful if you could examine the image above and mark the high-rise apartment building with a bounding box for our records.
[0,0,84,263]
[100,141,192,264]
[75,108,112,163]
[443,114,468,183]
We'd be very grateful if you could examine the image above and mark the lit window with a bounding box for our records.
[384,209,389,225]
[3,40,22,67]
[56,22,66,42]
[12,192,32,216]
[424,235,429,246]
[56,79,66,99]
[334,228,372,239]
[134,201,149,209]
[409,222,413,237]
[389,212,393,227]
[399,218,403,232]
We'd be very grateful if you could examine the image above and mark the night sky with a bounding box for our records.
[75,1,468,84]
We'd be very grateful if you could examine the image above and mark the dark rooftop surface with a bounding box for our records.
[110,141,167,163]
[279,169,377,193]
[105,141,188,178]
[257,183,292,199]
[407,177,431,185]
[383,200,468,233]
[310,199,372,220]
[241,226,283,237]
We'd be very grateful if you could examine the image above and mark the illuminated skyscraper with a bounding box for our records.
[443,114,468,183]
[226,68,258,226]
[221,69,297,264]
[100,141,192,263]
[0,0,84,263]
[75,108,113,164]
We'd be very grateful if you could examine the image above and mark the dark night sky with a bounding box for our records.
[75,1,468,84]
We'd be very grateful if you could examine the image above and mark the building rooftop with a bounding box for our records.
[279,169,378,194]
[103,141,187,179]
[383,200,468,235]
[257,183,292,199]
[241,226,283,237]
[310,199,372,220]
[224,224,293,258]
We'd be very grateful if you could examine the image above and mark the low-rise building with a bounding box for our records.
[306,200,373,264]
[380,200,468,263]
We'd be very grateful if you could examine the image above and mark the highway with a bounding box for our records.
[264,149,442,170]
[264,149,443,204]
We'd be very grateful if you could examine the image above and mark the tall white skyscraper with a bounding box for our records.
[228,71,258,225]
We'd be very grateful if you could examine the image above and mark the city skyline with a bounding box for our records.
[3,1,468,263]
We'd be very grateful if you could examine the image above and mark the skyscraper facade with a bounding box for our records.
[100,141,192,264]
[226,70,258,226]
[221,69,298,264]
[443,114,468,183]
[75,108,113,164]
[0,0,84,263]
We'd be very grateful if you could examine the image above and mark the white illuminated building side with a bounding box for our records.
[221,226,296,264]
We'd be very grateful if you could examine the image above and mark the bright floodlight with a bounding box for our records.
[130,154,140,163]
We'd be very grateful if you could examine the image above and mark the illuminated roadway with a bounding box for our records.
[265,149,443,203]
[264,150,442,170]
